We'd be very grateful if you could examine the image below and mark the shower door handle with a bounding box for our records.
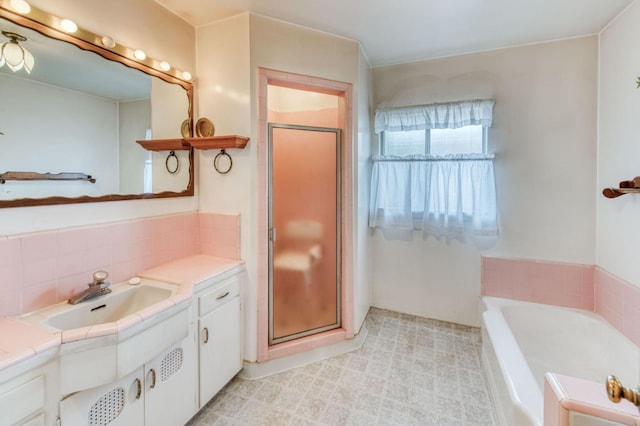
[269,227,277,242]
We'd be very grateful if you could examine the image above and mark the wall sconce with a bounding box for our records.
[0,30,34,73]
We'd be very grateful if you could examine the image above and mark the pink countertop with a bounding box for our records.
[545,373,640,426]
[0,317,60,371]
[0,255,243,374]
[138,254,244,287]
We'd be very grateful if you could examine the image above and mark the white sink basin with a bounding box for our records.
[17,277,191,395]
[45,282,175,331]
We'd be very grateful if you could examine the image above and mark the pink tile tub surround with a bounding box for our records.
[594,268,640,347]
[481,256,640,347]
[0,212,240,317]
[481,257,595,310]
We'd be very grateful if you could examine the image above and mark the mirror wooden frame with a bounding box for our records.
[0,5,195,208]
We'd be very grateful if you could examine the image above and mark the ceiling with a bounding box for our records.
[154,0,633,67]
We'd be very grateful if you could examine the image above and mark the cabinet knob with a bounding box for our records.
[216,291,230,301]
[202,327,209,344]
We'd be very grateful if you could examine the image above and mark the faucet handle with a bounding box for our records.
[90,270,109,286]
[606,375,640,406]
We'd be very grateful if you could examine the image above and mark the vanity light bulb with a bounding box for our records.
[60,19,78,33]
[182,71,192,81]
[9,0,31,14]
[133,49,146,60]
[101,36,116,48]
[159,61,171,71]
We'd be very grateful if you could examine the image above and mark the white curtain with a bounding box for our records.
[369,154,497,239]
[375,99,495,133]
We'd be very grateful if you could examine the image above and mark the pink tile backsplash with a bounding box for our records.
[199,212,241,259]
[0,211,240,316]
[482,256,640,346]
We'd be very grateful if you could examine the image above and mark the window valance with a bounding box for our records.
[374,99,495,134]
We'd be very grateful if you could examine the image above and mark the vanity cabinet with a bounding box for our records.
[0,354,58,426]
[197,273,243,408]
[59,333,196,426]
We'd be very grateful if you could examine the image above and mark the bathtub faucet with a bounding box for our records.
[606,375,640,406]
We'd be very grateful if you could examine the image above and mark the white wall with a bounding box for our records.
[597,1,640,286]
[196,13,254,358]
[372,37,598,326]
[1,0,197,236]
[354,47,373,331]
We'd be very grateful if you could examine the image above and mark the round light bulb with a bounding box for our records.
[133,49,146,60]
[9,0,31,14]
[182,71,192,81]
[60,19,78,33]
[159,61,171,71]
[101,36,116,48]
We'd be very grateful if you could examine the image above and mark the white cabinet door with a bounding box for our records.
[144,332,197,426]
[59,367,144,426]
[198,296,242,407]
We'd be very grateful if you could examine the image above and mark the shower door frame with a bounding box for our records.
[256,67,354,363]
[268,123,342,345]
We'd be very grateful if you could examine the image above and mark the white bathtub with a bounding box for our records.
[481,297,639,426]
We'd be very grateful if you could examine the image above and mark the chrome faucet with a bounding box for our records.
[68,270,112,305]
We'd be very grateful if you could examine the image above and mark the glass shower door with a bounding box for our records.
[268,124,341,344]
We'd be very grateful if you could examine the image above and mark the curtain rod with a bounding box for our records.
[372,155,495,162]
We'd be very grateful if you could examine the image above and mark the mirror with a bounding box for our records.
[0,5,194,208]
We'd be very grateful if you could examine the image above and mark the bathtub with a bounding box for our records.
[481,297,639,426]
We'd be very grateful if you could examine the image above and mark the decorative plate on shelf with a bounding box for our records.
[180,119,190,138]
[195,118,215,137]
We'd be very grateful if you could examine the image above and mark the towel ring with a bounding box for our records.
[214,149,232,174]
[165,151,179,174]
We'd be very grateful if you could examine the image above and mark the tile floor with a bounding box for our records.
[187,308,496,426]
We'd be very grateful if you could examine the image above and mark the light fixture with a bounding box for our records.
[9,0,31,14]
[133,49,146,60]
[182,71,192,81]
[159,61,171,72]
[0,31,34,74]
[60,19,78,33]
[101,36,116,48]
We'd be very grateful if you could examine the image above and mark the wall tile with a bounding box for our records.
[481,257,594,310]
[0,239,21,267]
[23,281,58,313]
[21,233,58,262]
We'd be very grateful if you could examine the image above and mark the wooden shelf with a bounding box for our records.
[184,135,250,150]
[136,138,190,151]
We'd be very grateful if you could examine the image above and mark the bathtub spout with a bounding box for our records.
[606,375,640,406]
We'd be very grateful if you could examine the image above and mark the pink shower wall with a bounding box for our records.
[0,212,240,317]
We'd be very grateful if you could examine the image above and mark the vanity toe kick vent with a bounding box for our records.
[160,347,184,381]
[88,387,124,426]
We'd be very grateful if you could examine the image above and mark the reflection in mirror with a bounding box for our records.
[0,4,194,207]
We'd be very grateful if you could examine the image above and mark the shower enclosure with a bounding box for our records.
[268,124,341,344]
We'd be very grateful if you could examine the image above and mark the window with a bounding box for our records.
[381,125,486,156]
[370,100,497,239]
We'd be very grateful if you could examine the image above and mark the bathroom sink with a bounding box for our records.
[17,277,191,395]
[45,281,176,331]
[19,277,181,333]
